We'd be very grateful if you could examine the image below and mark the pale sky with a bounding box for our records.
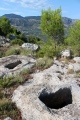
[0,0,80,19]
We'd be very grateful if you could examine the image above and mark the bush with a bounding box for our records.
[0,76,14,88]
[36,56,53,69]
[10,39,24,46]
[36,40,60,58]
[71,44,80,57]
[0,75,26,88]
[14,75,24,84]
[5,46,21,56]
[0,98,21,119]
[26,35,41,44]
[20,48,32,56]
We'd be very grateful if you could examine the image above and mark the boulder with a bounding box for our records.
[0,55,36,78]
[73,57,80,63]
[22,43,40,51]
[12,59,80,120]
[61,49,71,58]
[68,63,80,72]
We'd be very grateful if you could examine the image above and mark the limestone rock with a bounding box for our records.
[12,59,80,120]
[4,117,13,120]
[73,57,80,63]
[0,55,36,78]
[61,49,71,58]
[22,43,40,51]
[68,63,80,72]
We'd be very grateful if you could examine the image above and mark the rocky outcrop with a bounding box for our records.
[12,59,80,120]
[0,55,36,78]
[22,43,40,51]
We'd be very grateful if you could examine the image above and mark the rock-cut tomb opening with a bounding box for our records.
[5,60,22,69]
[39,88,72,109]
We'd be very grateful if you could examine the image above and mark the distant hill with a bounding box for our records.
[1,14,77,40]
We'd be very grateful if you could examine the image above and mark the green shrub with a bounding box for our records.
[10,39,24,46]
[36,56,53,69]
[0,51,5,58]
[0,98,21,119]
[0,76,14,88]
[20,48,32,56]
[0,75,26,88]
[0,98,13,111]
[5,46,21,56]
[71,44,80,57]
[21,68,31,74]
[36,40,60,58]
[14,75,24,84]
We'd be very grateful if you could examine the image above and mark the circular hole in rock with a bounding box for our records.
[5,60,22,69]
[39,88,72,109]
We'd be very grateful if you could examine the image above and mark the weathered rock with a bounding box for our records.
[22,43,40,51]
[0,35,10,46]
[0,55,36,78]
[4,117,13,120]
[73,57,80,63]
[61,49,71,58]
[12,59,80,120]
[68,63,80,72]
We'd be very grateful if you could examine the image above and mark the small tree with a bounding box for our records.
[65,20,80,45]
[0,16,11,36]
[65,20,80,56]
[40,8,64,45]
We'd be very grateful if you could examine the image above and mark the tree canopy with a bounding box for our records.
[65,20,80,45]
[0,16,11,36]
[40,8,64,44]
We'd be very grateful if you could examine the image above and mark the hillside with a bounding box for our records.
[1,14,77,39]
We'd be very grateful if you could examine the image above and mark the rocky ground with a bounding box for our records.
[12,57,80,120]
[0,55,36,78]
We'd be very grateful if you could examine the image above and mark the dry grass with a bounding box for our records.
[67,69,74,74]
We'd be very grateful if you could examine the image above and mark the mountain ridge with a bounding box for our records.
[1,13,78,39]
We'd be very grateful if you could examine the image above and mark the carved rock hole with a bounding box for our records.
[39,88,72,109]
[5,60,22,69]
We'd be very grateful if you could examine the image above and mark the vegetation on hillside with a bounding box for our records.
[2,13,76,40]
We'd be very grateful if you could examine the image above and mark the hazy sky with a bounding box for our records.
[0,0,80,19]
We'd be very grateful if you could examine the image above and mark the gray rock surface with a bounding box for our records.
[68,62,80,72]
[4,117,13,120]
[22,43,40,51]
[0,36,10,46]
[12,59,80,120]
[61,49,71,58]
[73,57,80,63]
[0,55,36,78]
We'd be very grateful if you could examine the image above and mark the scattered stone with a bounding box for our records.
[61,49,71,58]
[22,43,40,51]
[68,63,80,73]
